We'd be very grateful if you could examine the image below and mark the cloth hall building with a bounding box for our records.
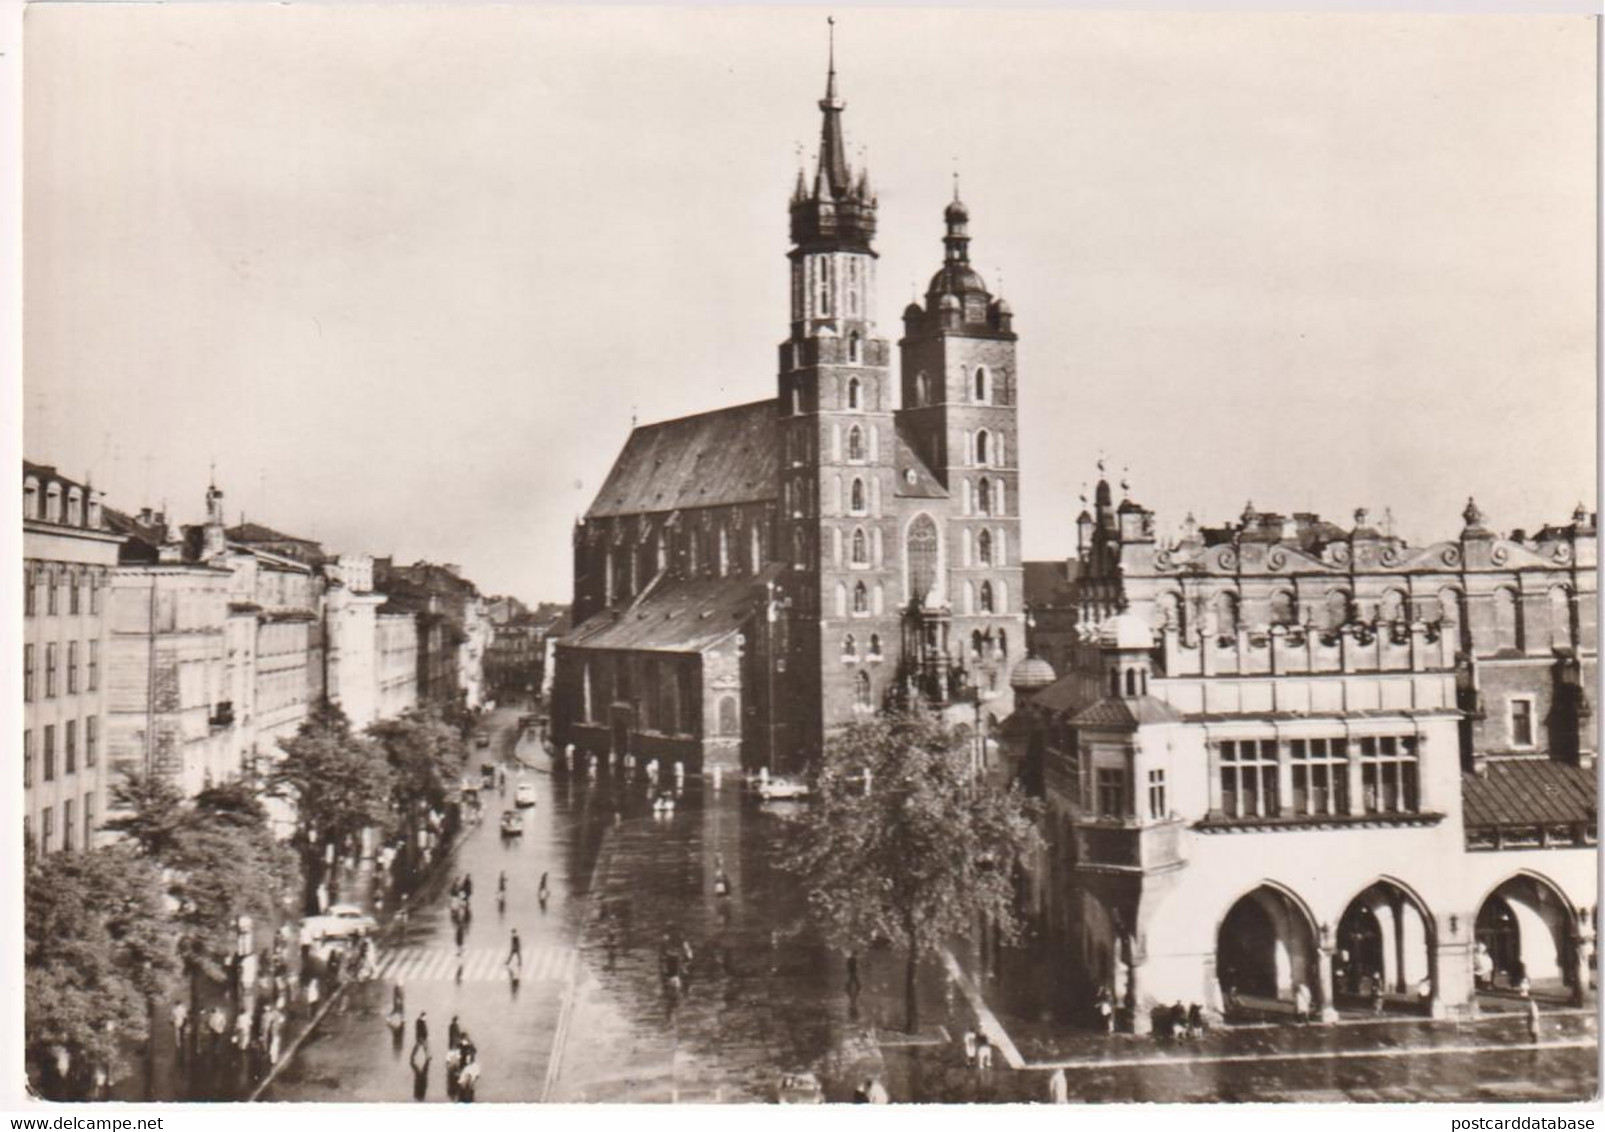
[552,52,1025,773]
[1014,480,1598,1030]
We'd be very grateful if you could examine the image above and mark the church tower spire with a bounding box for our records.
[789,19,876,257]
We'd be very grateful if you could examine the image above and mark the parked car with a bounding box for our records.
[776,1071,824,1104]
[758,776,810,802]
[500,811,524,837]
[303,904,377,941]
[515,781,539,808]
[475,732,492,749]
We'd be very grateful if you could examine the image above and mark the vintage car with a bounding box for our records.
[303,903,378,941]
[499,811,524,837]
[515,781,539,808]
[776,1071,824,1104]
[758,776,810,802]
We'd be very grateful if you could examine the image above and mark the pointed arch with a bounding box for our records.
[976,429,990,467]
[847,376,862,410]
[850,478,866,514]
[853,580,869,614]
[847,425,865,462]
[977,478,992,516]
[977,528,994,566]
[974,366,989,403]
[851,528,868,565]
[979,580,995,613]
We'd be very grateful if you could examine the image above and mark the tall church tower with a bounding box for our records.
[898,189,1025,706]
[775,30,900,767]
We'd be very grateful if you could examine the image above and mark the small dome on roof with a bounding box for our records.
[1101,610,1154,651]
[903,301,924,320]
[1010,655,1057,691]
[945,197,969,224]
[990,296,1013,316]
[929,264,989,298]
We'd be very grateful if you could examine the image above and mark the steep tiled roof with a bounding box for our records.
[892,429,949,500]
[1070,695,1185,729]
[586,400,779,519]
[1462,760,1596,828]
[228,521,319,546]
[561,566,782,654]
[1023,559,1080,608]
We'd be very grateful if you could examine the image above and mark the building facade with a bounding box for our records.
[376,611,421,721]
[552,51,1026,773]
[22,464,121,853]
[1016,477,1597,1030]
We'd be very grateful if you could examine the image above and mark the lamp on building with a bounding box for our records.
[1319,922,1332,950]
[1449,914,1460,938]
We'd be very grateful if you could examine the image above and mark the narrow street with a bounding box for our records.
[256,709,1598,1104]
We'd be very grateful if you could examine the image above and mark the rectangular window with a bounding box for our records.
[62,799,75,851]
[1218,739,1280,819]
[1096,767,1126,818]
[64,719,76,775]
[42,806,53,853]
[48,569,58,615]
[85,716,98,768]
[67,641,78,694]
[1510,699,1535,748]
[83,793,95,850]
[1147,768,1167,819]
[1359,735,1419,815]
[43,725,55,782]
[23,729,33,788]
[69,571,80,615]
[89,572,100,615]
[45,643,57,697]
[24,566,36,617]
[88,641,99,691]
[1289,737,1349,816]
[23,644,34,702]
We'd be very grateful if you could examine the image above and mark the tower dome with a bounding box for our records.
[1010,655,1057,691]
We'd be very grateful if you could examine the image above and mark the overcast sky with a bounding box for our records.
[23,7,1596,602]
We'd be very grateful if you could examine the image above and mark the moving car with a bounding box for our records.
[776,1072,824,1104]
[758,776,810,802]
[475,731,492,749]
[303,903,377,941]
[515,781,539,808]
[499,811,523,837]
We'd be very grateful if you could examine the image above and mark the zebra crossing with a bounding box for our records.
[375,944,577,985]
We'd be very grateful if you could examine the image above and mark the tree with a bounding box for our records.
[105,768,295,1040]
[369,708,465,822]
[25,843,178,1099]
[783,709,1043,1031]
[271,701,395,913]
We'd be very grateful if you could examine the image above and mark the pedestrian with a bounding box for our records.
[976,1031,994,1070]
[305,975,321,1017]
[415,1011,429,1048]
[962,1028,977,1066]
[852,1080,869,1104]
[457,1053,480,1103]
[459,1032,477,1065]
[1187,1003,1205,1037]
[207,1005,227,1057]
[1294,983,1311,1024]
[455,919,466,952]
[866,1077,889,1104]
[1047,1067,1068,1104]
[1096,986,1115,1035]
[328,945,344,987]
[846,950,861,998]
[1372,975,1386,1016]
[410,1041,431,1102]
[444,1043,462,1101]
[392,980,405,1017]
[714,870,731,898]
[538,872,550,909]
[448,1014,462,1050]
[1526,996,1542,1043]
[170,1001,189,1054]
[463,874,473,901]
[508,928,523,969]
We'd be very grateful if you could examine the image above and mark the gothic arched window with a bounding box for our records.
[915,372,931,406]
[979,581,995,613]
[852,528,868,565]
[906,514,939,604]
[792,528,807,569]
[850,478,866,514]
[853,581,868,614]
[869,634,882,658]
[843,633,856,658]
[848,332,862,364]
[975,430,990,466]
[971,629,985,658]
[855,670,872,708]
[848,426,865,462]
[974,366,989,403]
[847,377,862,411]
[977,479,992,516]
[977,529,993,566]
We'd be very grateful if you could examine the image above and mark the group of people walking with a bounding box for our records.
[407,1010,482,1102]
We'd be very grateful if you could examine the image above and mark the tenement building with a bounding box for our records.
[22,463,120,853]
[552,49,1025,773]
[1015,474,1597,1030]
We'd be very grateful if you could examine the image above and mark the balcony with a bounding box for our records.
[1073,816,1186,873]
